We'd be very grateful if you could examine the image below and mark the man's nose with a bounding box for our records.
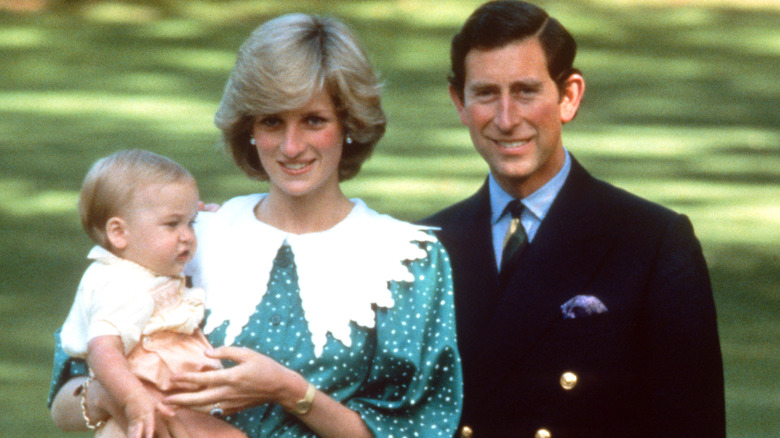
[494,95,520,131]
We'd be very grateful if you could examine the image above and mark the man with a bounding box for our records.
[422,1,726,437]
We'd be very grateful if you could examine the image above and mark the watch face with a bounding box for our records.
[294,400,312,415]
[294,383,315,415]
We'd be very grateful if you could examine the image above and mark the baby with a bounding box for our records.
[60,150,244,438]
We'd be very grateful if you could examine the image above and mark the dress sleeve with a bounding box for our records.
[47,329,88,408]
[344,237,463,437]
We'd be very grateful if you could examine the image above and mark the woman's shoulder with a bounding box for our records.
[194,193,264,231]
[345,199,439,244]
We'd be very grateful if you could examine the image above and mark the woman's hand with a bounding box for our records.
[166,346,373,438]
[164,346,305,414]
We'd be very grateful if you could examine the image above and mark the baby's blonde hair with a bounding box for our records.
[79,149,194,248]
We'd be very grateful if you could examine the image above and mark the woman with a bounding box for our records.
[49,13,462,438]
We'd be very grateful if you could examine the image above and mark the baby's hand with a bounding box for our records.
[124,388,175,438]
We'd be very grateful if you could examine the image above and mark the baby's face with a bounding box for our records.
[119,180,199,276]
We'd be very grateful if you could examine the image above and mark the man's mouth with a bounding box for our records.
[495,138,531,149]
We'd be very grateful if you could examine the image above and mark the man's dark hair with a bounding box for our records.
[449,0,579,99]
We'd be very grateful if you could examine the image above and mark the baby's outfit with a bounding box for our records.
[61,246,222,392]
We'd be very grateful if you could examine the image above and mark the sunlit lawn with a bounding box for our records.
[1,1,778,436]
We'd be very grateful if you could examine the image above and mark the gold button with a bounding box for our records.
[460,426,473,438]
[560,371,578,390]
[535,428,551,438]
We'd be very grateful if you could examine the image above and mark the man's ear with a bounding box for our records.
[559,73,585,123]
[105,217,128,250]
[449,84,468,125]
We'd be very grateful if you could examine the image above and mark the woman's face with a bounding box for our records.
[251,89,345,200]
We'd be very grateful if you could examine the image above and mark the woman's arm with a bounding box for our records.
[50,369,191,438]
[50,376,92,431]
[165,346,373,438]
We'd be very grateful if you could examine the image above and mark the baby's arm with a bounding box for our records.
[88,335,175,438]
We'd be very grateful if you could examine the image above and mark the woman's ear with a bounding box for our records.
[559,73,585,123]
[105,217,128,250]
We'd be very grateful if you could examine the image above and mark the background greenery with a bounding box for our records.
[0,0,777,436]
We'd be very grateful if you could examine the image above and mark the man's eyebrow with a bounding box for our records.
[466,82,499,93]
[510,79,544,90]
[467,79,545,93]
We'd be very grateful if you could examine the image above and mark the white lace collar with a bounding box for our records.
[196,195,435,357]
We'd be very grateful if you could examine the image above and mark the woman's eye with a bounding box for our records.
[258,117,281,128]
[306,116,326,126]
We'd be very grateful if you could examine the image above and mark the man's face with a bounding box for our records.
[451,37,583,198]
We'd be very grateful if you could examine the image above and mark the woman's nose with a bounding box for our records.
[280,127,306,157]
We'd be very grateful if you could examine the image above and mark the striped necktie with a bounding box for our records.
[500,200,527,272]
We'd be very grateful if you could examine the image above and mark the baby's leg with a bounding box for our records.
[94,418,126,438]
[175,408,247,438]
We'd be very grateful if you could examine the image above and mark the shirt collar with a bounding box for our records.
[489,149,572,224]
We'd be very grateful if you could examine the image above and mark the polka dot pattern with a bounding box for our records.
[207,237,463,437]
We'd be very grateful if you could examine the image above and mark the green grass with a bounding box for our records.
[1,1,778,436]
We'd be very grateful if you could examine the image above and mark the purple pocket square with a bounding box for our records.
[561,295,608,319]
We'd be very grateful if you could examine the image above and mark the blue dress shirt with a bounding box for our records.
[490,150,572,268]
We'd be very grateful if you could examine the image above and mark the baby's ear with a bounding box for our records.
[105,217,128,250]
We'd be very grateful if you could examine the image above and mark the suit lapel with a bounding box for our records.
[435,181,503,361]
[474,158,622,399]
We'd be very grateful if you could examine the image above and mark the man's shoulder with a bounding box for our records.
[421,195,476,228]
[420,181,488,230]
[588,174,680,224]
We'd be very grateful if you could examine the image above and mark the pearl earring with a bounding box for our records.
[250,138,256,145]
[345,135,353,145]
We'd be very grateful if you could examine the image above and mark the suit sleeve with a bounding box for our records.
[640,214,725,436]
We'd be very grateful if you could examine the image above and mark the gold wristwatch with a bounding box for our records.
[293,382,316,415]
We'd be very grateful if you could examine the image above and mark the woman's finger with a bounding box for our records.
[171,367,231,387]
[206,345,252,362]
[164,386,227,407]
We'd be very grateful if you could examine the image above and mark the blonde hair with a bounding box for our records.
[79,149,194,248]
[214,13,386,181]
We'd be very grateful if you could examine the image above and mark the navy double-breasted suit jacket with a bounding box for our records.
[422,157,725,437]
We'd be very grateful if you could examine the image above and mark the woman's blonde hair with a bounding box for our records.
[214,13,386,181]
[79,149,194,248]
